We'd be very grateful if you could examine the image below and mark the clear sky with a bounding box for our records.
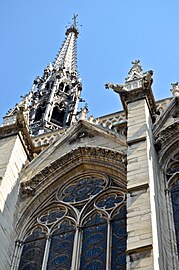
[1,0,179,122]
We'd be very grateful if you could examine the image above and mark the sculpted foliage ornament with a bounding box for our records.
[21,147,126,197]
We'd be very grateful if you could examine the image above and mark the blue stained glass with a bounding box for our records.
[85,246,103,258]
[83,260,103,270]
[47,220,75,270]
[172,194,179,206]
[18,228,46,270]
[61,178,105,203]
[54,255,68,265]
[172,180,179,191]
[40,209,66,224]
[96,193,124,210]
[171,181,179,257]
[111,206,127,270]
[86,233,103,245]
[84,213,106,227]
[53,220,75,234]
[80,213,107,270]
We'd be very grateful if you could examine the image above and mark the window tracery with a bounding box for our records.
[18,227,46,270]
[166,151,179,257]
[18,174,127,270]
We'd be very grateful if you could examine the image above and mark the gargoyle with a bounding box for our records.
[105,83,128,93]
[142,70,153,89]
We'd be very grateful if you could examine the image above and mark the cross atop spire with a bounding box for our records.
[73,14,78,28]
[65,14,79,38]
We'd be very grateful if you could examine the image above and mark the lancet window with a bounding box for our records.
[18,175,127,270]
[166,151,179,257]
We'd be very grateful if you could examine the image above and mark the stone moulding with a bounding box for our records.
[155,121,179,155]
[126,244,153,255]
[120,87,156,118]
[0,111,42,160]
[153,97,176,134]
[20,146,127,196]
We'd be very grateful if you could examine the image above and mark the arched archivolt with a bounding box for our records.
[18,147,126,234]
[18,226,47,270]
[160,140,179,262]
[14,147,127,270]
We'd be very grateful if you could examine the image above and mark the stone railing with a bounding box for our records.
[32,130,66,147]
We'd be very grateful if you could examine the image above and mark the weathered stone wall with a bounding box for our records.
[0,135,27,269]
[127,99,154,269]
[126,98,166,270]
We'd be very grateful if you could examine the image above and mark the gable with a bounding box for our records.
[20,120,127,189]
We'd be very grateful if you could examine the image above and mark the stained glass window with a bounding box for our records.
[39,208,66,225]
[171,179,179,255]
[111,206,127,270]
[47,220,76,270]
[18,176,127,270]
[80,212,107,270]
[96,192,125,210]
[167,151,179,257]
[59,177,106,203]
[18,227,46,270]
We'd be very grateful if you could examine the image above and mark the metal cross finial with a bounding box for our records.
[73,14,78,27]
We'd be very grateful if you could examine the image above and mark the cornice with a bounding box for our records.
[0,110,42,160]
[120,86,156,117]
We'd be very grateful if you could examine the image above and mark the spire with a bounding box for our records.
[5,16,82,136]
[53,14,79,74]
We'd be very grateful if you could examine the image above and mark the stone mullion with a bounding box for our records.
[166,188,179,269]
[106,219,111,270]
[71,225,81,270]
[41,233,51,270]
[10,240,23,270]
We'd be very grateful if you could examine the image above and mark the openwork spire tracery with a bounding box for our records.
[5,16,82,136]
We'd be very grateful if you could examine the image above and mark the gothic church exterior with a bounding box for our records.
[0,18,179,270]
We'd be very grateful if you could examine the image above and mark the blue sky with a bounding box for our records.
[1,0,179,122]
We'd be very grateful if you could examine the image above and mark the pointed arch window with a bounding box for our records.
[17,175,127,270]
[166,151,179,257]
[171,180,179,255]
[18,227,46,270]
[47,219,76,269]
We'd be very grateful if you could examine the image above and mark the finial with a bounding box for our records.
[126,60,143,81]
[73,14,78,28]
[132,60,140,65]
[78,105,89,120]
[65,14,80,37]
